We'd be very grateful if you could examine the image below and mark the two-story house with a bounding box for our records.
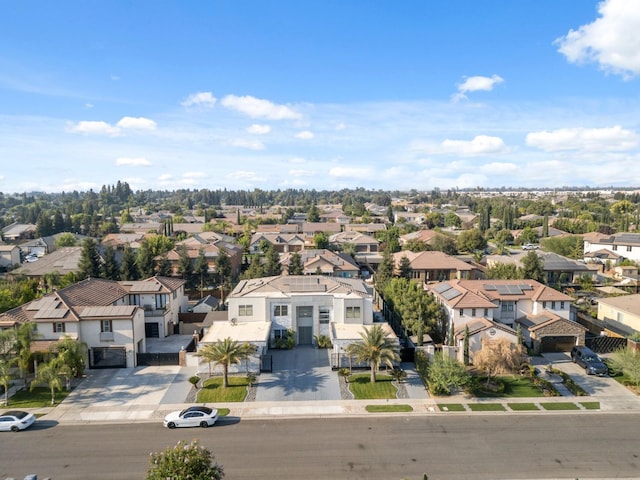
[393,251,478,283]
[279,249,360,278]
[583,232,640,263]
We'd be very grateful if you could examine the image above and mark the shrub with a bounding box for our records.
[146,440,224,480]
[188,376,201,389]
[314,335,332,349]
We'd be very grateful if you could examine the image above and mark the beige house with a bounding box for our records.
[596,294,640,337]
[392,250,477,283]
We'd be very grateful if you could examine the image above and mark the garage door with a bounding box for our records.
[90,347,127,368]
[540,336,577,352]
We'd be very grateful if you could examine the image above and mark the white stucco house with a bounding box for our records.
[0,276,187,368]
[195,275,398,373]
[583,232,640,264]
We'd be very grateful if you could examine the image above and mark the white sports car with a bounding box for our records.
[0,410,36,432]
[163,406,219,429]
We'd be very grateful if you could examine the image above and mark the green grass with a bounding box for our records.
[468,403,506,412]
[507,402,540,411]
[579,402,600,410]
[196,376,249,403]
[347,373,397,399]
[437,403,466,412]
[540,402,580,411]
[472,375,545,398]
[3,386,73,408]
[365,404,413,413]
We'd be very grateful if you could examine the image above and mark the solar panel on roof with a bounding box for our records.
[483,284,496,291]
[496,285,510,294]
[432,283,451,294]
[519,284,533,290]
[34,308,68,319]
[442,288,461,300]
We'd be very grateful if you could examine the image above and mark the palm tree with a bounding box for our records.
[52,336,88,390]
[346,325,400,384]
[196,338,255,387]
[30,359,65,405]
[15,322,40,387]
[0,359,15,406]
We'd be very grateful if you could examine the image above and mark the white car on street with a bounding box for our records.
[163,406,219,429]
[0,410,36,432]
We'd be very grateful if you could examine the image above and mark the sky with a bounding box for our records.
[1,0,640,194]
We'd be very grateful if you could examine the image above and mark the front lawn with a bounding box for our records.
[348,373,397,399]
[579,402,600,410]
[437,403,466,412]
[3,386,74,408]
[471,375,545,398]
[468,403,506,412]
[540,402,580,411]
[507,402,540,411]
[365,404,413,413]
[196,377,249,403]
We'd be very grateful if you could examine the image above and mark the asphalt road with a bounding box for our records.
[2,414,640,480]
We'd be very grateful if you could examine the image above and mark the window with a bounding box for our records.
[459,309,464,317]
[101,320,113,333]
[239,305,253,316]
[274,305,288,316]
[560,301,565,309]
[613,245,618,251]
[346,306,361,319]
[551,301,556,309]
[53,322,65,333]
[627,246,632,252]
[129,294,140,306]
[155,294,167,310]
[471,309,476,317]
[501,303,514,312]
[274,329,286,339]
[542,301,547,308]
[484,309,489,317]
[319,307,330,324]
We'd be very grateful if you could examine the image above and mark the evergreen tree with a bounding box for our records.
[398,255,412,280]
[463,325,470,366]
[78,238,102,279]
[264,245,282,276]
[102,245,120,280]
[156,254,173,277]
[542,214,549,238]
[307,204,320,222]
[375,247,395,290]
[215,248,233,287]
[287,251,304,275]
[136,241,156,278]
[195,248,210,296]
[521,251,545,283]
[177,245,195,288]
[120,245,140,280]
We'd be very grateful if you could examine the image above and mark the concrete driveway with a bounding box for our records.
[541,352,640,410]
[255,346,341,402]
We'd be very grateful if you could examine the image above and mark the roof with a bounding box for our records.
[9,246,83,277]
[120,276,185,293]
[393,250,473,271]
[331,322,397,342]
[486,251,590,272]
[200,320,271,344]
[597,293,640,317]
[518,312,586,333]
[588,233,640,247]
[454,317,516,340]
[230,275,371,299]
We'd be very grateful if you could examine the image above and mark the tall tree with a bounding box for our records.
[78,238,102,279]
[398,255,412,280]
[156,254,173,277]
[0,359,14,406]
[375,247,395,290]
[53,336,87,389]
[177,245,195,288]
[120,245,140,280]
[345,325,399,384]
[264,245,282,276]
[196,338,255,388]
[287,251,304,275]
[136,241,156,279]
[30,358,65,405]
[195,248,210,297]
[15,322,38,386]
[521,251,545,283]
[102,245,120,280]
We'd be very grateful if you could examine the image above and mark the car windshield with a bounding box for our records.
[585,356,599,362]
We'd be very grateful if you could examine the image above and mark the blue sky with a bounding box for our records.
[1,0,639,193]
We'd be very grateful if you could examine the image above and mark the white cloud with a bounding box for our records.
[226,138,266,150]
[246,124,271,135]
[289,157,306,164]
[289,169,315,177]
[453,74,504,101]
[479,162,518,174]
[67,120,120,136]
[115,157,152,167]
[555,0,640,78]
[182,171,208,179]
[85,103,94,109]
[526,126,639,151]
[439,135,507,155]
[221,94,301,120]
[226,170,265,183]
[116,116,157,130]
[328,166,375,179]
[181,91,217,108]
[295,130,314,140]
[158,174,173,181]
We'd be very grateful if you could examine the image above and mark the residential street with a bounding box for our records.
[3,414,640,479]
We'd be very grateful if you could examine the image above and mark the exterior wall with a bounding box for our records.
[0,247,21,268]
[34,321,80,340]
[597,304,640,334]
[531,300,571,320]
[78,311,145,368]
[460,329,518,356]
[584,240,640,262]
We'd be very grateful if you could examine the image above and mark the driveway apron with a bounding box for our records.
[255,346,341,401]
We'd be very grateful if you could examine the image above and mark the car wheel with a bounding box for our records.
[200,421,209,428]
[167,422,176,429]
[11,426,19,432]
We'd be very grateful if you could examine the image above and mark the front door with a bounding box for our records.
[296,306,313,345]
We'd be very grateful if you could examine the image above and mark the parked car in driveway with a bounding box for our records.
[571,346,608,376]
[163,406,219,429]
[0,410,36,432]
